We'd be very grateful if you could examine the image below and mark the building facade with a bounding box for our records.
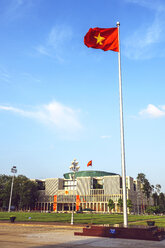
[35,170,153,214]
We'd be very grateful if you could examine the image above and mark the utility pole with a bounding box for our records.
[70,159,80,225]
[8,166,17,212]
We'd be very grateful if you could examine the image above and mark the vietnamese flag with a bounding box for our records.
[87,160,92,167]
[84,27,119,52]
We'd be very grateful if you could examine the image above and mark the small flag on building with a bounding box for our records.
[87,160,92,167]
[84,27,119,52]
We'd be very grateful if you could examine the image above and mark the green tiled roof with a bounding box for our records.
[63,170,118,179]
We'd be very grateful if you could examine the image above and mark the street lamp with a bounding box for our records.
[70,159,80,225]
[8,166,17,212]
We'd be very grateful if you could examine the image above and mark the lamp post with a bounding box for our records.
[70,159,80,225]
[8,166,17,212]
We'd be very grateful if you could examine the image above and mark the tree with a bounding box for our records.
[14,175,39,210]
[146,206,161,214]
[108,199,115,212]
[155,184,161,194]
[159,192,165,212]
[127,199,133,212]
[117,198,133,213]
[117,198,123,212]
[152,192,159,206]
[0,174,39,210]
[137,173,153,204]
[137,173,146,184]
[0,175,12,209]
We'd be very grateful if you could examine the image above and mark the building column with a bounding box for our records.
[104,202,105,212]
[96,203,98,212]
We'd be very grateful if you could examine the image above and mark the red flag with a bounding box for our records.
[87,160,92,167]
[84,27,119,52]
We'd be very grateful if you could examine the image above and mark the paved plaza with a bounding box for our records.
[0,222,165,248]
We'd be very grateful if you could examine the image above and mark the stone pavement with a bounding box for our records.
[0,222,165,248]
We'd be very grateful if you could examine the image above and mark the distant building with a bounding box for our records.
[34,170,153,214]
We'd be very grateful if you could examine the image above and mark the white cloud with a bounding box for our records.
[2,0,33,22]
[123,0,165,59]
[139,104,165,118]
[0,101,82,132]
[161,105,165,111]
[0,66,10,83]
[48,26,73,50]
[20,72,41,83]
[35,45,52,57]
[125,0,165,11]
[36,25,73,62]
[100,135,111,139]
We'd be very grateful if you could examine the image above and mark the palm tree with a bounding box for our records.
[117,198,123,212]
[108,199,115,213]
[127,199,133,213]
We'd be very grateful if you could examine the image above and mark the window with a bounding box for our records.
[120,177,122,188]
[93,178,103,189]
[134,183,136,191]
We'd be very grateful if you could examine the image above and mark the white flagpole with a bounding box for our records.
[116,21,128,227]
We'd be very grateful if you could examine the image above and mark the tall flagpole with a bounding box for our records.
[117,22,128,227]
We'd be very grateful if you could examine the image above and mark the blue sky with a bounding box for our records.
[0,0,165,191]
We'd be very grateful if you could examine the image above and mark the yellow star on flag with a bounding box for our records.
[94,33,105,45]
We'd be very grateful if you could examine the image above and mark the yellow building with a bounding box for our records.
[35,170,153,213]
